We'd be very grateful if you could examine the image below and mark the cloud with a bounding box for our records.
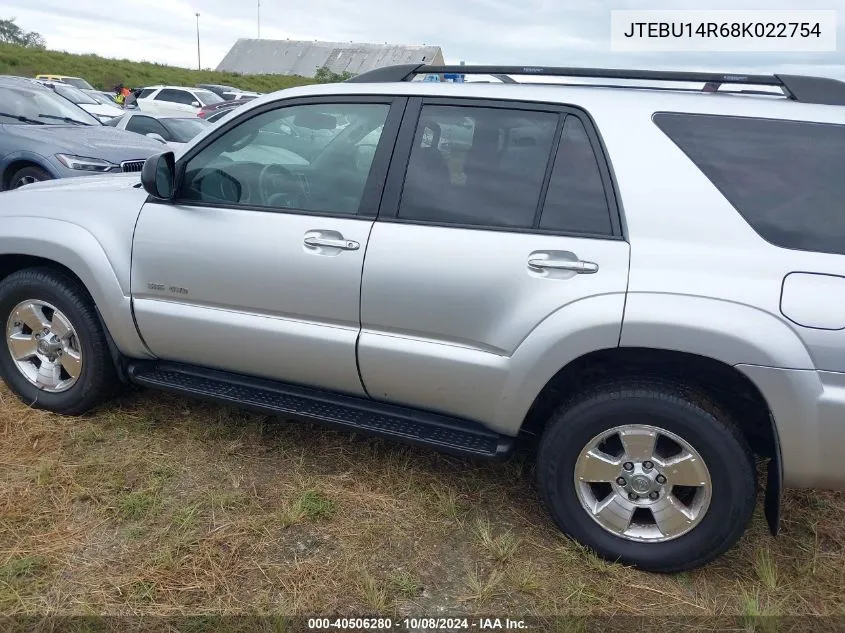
[0,0,842,77]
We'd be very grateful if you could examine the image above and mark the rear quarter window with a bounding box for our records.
[654,112,845,256]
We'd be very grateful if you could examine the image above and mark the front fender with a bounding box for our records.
[0,217,152,358]
[0,150,58,181]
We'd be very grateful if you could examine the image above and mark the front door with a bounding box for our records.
[358,98,630,429]
[131,96,404,396]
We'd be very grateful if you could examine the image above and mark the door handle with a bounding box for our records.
[304,236,360,251]
[528,258,599,274]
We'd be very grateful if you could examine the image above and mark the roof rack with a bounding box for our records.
[346,63,845,106]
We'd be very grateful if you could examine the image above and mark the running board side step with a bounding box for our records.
[127,362,514,459]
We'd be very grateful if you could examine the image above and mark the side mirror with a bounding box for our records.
[191,101,200,108]
[146,132,167,143]
[141,151,176,200]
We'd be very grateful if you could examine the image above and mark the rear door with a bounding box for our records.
[358,97,630,428]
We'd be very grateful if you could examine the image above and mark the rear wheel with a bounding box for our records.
[9,165,52,190]
[536,380,757,572]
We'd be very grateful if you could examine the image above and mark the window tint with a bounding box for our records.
[125,115,169,139]
[138,88,155,99]
[655,113,845,256]
[155,89,195,105]
[398,105,557,228]
[540,116,612,235]
[179,102,390,215]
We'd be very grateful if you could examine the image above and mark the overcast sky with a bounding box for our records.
[1,0,844,77]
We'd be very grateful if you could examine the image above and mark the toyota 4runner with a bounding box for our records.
[1,63,845,572]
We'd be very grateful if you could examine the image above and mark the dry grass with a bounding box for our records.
[0,382,843,618]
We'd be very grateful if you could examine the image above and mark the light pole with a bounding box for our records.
[257,1,261,39]
[195,12,201,71]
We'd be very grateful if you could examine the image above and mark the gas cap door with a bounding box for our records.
[780,272,845,330]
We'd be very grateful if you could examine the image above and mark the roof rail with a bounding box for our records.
[347,63,845,106]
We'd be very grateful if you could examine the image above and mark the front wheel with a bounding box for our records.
[0,268,118,414]
[536,380,757,572]
[9,165,53,190]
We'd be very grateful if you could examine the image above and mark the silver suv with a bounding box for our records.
[1,64,844,573]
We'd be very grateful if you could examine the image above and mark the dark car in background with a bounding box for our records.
[0,76,165,189]
[196,83,239,98]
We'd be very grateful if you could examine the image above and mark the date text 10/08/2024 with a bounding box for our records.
[307,618,528,630]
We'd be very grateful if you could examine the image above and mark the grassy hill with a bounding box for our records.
[0,43,316,93]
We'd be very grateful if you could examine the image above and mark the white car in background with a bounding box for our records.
[36,80,123,123]
[135,85,225,116]
[105,111,211,150]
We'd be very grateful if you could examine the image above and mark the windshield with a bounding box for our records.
[161,117,210,142]
[86,91,116,106]
[0,84,99,125]
[194,89,223,105]
[53,83,98,105]
[63,77,95,90]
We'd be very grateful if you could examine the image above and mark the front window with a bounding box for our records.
[0,84,98,126]
[179,102,390,214]
[161,117,210,143]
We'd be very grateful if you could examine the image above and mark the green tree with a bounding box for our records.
[0,18,45,48]
[314,66,356,83]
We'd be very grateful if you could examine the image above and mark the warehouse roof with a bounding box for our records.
[216,39,445,78]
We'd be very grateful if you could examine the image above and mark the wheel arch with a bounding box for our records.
[0,222,151,361]
[520,346,782,535]
[1,153,58,191]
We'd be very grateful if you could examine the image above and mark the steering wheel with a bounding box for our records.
[258,163,310,209]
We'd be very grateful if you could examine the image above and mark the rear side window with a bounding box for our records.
[540,116,613,236]
[654,112,845,256]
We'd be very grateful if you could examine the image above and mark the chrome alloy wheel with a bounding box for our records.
[574,424,712,542]
[6,299,83,393]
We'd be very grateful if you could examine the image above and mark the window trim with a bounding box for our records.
[377,96,624,240]
[158,95,407,220]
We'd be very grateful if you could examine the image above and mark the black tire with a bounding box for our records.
[0,268,118,415]
[8,165,53,190]
[536,379,757,573]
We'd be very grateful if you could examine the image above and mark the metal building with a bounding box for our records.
[215,39,445,77]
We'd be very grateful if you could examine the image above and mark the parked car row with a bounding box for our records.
[0,76,164,190]
[0,72,264,189]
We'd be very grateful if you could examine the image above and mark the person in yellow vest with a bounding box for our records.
[113,83,130,107]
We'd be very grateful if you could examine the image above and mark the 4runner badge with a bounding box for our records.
[147,283,189,296]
